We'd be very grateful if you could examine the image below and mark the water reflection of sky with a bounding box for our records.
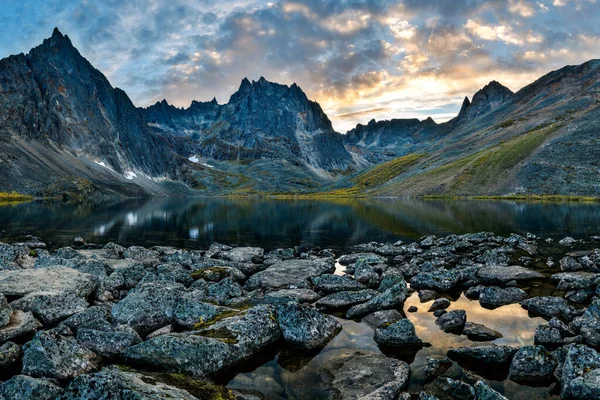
[227,292,554,399]
[2,198,600,251]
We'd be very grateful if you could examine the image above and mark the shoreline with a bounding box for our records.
[0,232,598,398]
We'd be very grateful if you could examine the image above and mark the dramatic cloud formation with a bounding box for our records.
[1,0,599,132]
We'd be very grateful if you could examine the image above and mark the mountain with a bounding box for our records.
[337,60,600,197]
[0,28,185,197]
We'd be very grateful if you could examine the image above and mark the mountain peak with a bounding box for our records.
[52,27,64,39]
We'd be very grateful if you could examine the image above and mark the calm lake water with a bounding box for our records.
[1,197,600,250]
[0,197,595,398]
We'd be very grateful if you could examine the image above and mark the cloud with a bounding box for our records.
[465,19,544,45]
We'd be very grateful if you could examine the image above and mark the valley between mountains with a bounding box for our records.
[1,28,599,199]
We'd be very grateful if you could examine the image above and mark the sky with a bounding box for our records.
[1,0,599,133]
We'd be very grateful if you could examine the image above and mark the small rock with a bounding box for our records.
[479,286,527,308]
[0,375,63,400]
[408,306,418,313]
[362,310,403,329]
[424,356,453,381]
[521,296,569,319]
[448,344,518,378]
[463,322,503,341]
[419,290,437,302]
[374,319,423,347]
[534,324,563,346]
[0,341,20,370]
[508,345,557,384]
[315,290,377,310]
[436,310,466,334]
[559,237,577,246]
[276,303,341,351]
[428,298,451,312]
[0,310,41,343]
[473,379,507,400]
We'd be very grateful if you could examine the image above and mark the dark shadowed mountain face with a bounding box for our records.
[143,77,354,174]
[0,28,180,196]
[452,81,514,125]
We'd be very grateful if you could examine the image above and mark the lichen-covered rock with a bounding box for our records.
[318,350,410,399]
[0,375,63,400]
[124,306,281,378]
[111,282,183,335]
[61,306,111,333]
[0,341,20,370]
[220,247,264,263]
[0,267,99,297]
[557,344,600,399]
[521,296,569,319]
[0,294,11,327]
[156,263,194,287]
[311,274,365,293]
[76,328,141,358]
[448,344,518,377]
[435,310,466,334]
[338,253,385,266]
[263,289,321,304]
[59,366,202,400]
[22,327,99,380]
[508,345,557,384]
[570,368,600,400]
[374,318,423,347]
[354,260,378,284]
[479,286,527,308]
[424,357,452,381]
[276,303,341,351]
[11,291,88,325]
[315,290,377,310]
[0,310,41,343]
[552,271,600,290]
[244,259,334,291]
[205,278,246,305]
[410,270,462,292]
[477,266,544,285]
[534,324,563,345]
[346,282,408,319]
[428,298,450,312]
[173,292,227,329]
[463,322,503,341]
[473,379,507,400]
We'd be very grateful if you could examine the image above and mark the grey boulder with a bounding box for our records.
[276,303,341,351]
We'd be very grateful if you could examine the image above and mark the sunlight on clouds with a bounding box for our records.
[509,0,537,16]
[465,19,543,45]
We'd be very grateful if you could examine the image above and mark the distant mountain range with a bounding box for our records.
[1,28,599,198]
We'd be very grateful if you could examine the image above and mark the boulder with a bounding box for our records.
[534,324,563,346]
[560,256,584,272]
[318,350,410,399]
[354,260,378,284]
[552,271,600,290]
[557,344,600,399]
[124,306,281,378]
[61,306,111,333]
[521,296,569,319]
[172,292,226,329]
[311,274,365,293]
[263,289,321,304]
[477,266,544,285]
[0,375,63,400]
[508,345,557,384]
[374,319,423,347]
[315,290,377,310]
[410,270,462,292]
[244,259,334,291]
[463,322,503,341]
[0,267,99,297]
[111,282,183,335]
[276,303,341,351]
[338,253,386,266]
[346,283,408,319]
[0,341,20,370]
[0,310,41,343]
[76,328,141,358]
[448,344,518,378]
[220,247,264,263]
[22,328,99,380]
[570,369,600,400]
[424,357,452,381]
[11,291,88,326]
[59,366,200,400]
[479,286,527,308]
[428,298,450,312]
[435,310,466,334]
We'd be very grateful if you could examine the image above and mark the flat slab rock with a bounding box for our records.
[319,350,410,400]
[244,259,334,291]
[0,267,99,297]
[477,265,544,285]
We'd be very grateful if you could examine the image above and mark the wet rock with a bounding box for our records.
[362,310,404,329]
[479,286,527,308]
[59,367,200,399]
[410,270,462,292]
[430,377,475,400]
[408,306,418,313]
[0,375,63,400]
[419,290,437,302]
[276,303,341,351]
[433,309,446,317]
[354,260,378,284]
[0,267,99,297]
[11,291,88,326]
[22,328,99,380]
[521,296,569,319]
[124,306,281,378]
[76,328,141,358]
[0,310,41,343]
[311,274,365,293]
[463,322,503,341]
[374,318,423,347]
[428,298,450,312]
[0,341,20,370]
[315,289,377,310]
[346,282,408,319]
[435,310,466,334]
[424,356,453,381]
[319,350,410,400]
[477,265,544,285]
[244,259,334,291]
[534,325,563,346]
[560,256,584,272]
[448,344,518,378]
[111,282,183,336]
[263,288,321,303]
[465,285,484,300]
[473,379,507,400]
[570,368,600,400]
[508,345,557,384]
[557,344,600,399]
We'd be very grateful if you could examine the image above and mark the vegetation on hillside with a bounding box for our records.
[0,191,33,202]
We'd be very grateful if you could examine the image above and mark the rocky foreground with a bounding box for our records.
[0,233,599,399]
